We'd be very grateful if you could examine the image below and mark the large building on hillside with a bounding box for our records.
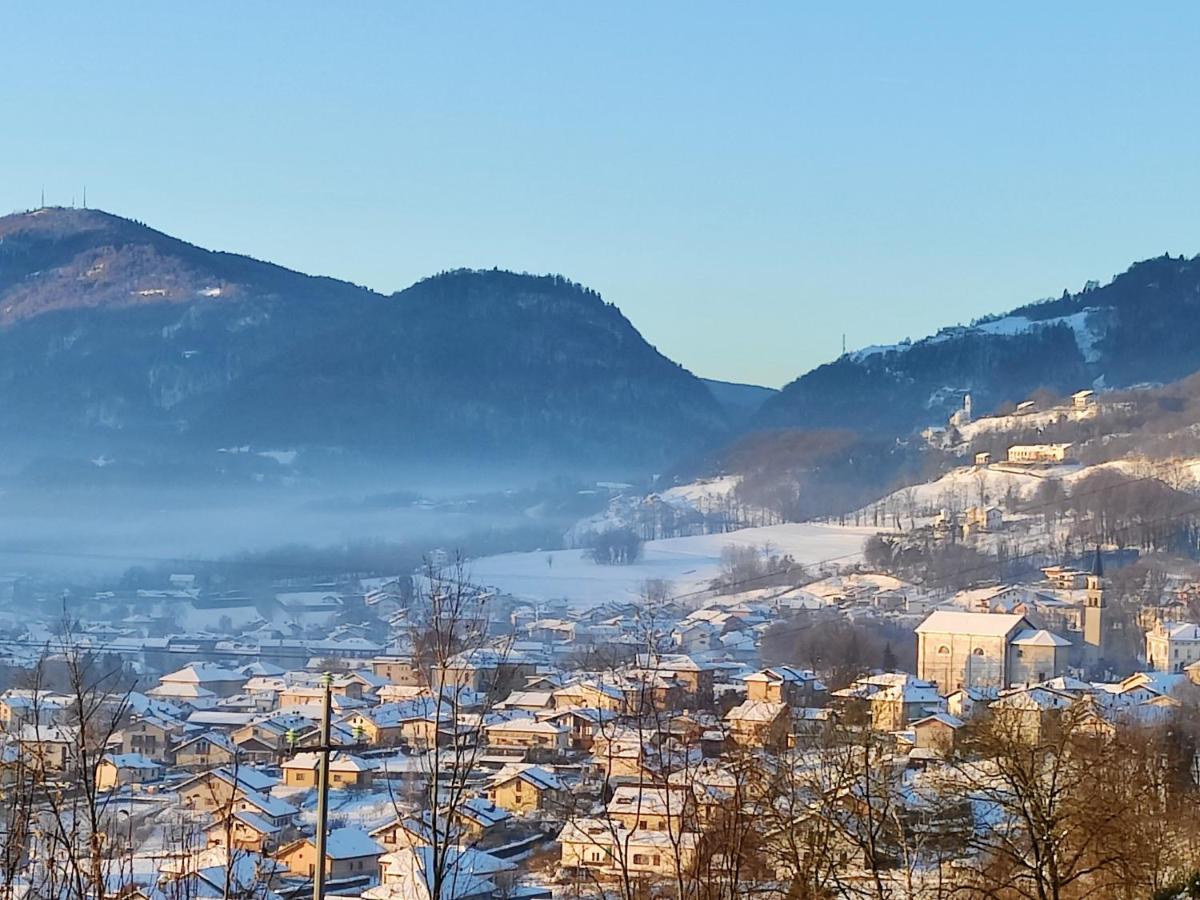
[1146,621,1200,672]
[916,610,1070,691]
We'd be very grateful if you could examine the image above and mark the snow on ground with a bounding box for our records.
[956,405,1097,442]
[863,454,1200,523]
[656,475,740,509]
[973,308,1103,363]
[848,307,1104,366]
[468,522,878,610]
[565,476,745,545]
[864,463,1081,517]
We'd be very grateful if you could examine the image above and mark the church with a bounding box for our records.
[916,551,1107,691]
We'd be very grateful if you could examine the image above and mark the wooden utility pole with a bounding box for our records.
[312,672,333,900]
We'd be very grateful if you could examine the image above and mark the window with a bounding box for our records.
[973,648,985,656]
[633,854,647,865]
[937,646,949,654]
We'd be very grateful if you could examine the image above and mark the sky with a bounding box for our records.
[2,4,1199,388]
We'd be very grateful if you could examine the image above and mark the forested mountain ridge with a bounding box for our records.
[756,253,1200,435]
[0,208,727,473]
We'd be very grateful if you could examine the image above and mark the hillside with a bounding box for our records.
[0,208,727,474]
[755,253,1200,436]
[701,378,777,423]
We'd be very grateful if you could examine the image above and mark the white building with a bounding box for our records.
[1146,621,1200,673]
[1007,443,1074,464]
[915,610,1069,691]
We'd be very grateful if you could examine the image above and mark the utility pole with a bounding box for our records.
[312,671,333,900]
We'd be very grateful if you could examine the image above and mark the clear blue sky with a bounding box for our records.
[3,4,1198,388]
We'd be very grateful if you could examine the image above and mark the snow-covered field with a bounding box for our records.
[467,522,879,610]
[862,454,1200,523]
[955,405,1097,443]
[565,475,745,545]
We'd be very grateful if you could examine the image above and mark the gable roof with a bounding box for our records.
[915,610,1028,638]
[488,763,563,792]
[1011,628,1072,648]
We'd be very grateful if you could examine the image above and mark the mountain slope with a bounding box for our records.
[701,378,778,423]
[0,208,726,472]
[756,253,1200,435]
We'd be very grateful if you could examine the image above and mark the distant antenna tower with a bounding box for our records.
[40,187,44,208]
[82,186,87,209]
[842,333,847,356]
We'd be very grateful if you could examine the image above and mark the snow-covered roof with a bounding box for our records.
[1011,628,1072,648]
[103,753,161,770]
[915,610,1028,637]
[319,827,384,859]
[498,690,553,709]
[725,700,787,723]
[160,663,245,685]
[742,665,818,684]
[281,750,373,773]
[489,763,563,792]
[484,716,565,735]
[910,712,964,730]
[1162,622,1200,642]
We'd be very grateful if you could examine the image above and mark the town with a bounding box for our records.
[2,389,1200,899]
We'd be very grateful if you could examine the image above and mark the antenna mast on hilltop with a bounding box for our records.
[83,186,87,209]
[40,187,44,209]
[842,333,846,356]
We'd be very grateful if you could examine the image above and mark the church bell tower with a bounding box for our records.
[1084,547,1106,656]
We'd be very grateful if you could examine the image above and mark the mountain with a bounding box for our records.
[701,378,777,424]
[0,208,727,475]
[756,253,1200,436]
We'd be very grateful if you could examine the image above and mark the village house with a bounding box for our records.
[559,818,698,879]
[204,809,282,854]
[908,713,964,758]
[831,673,944,731]
[724,700,789,749]
[176,766,289,822]
[606,785,685,833]
[742,666,825,706]
[453,798,513,841]
[15,724,78,773]
[484,716,568,755]
[541,706,615,751]
[370,846,512,900]
[281,750,374,790]
[172,731,238,769]
[484,763,566,814]
[341,699,450,748]
[118,713,184,762]
[987,686,1074,743]
[369,656,424,686]
[0,690,73,729]
[634,653,715,709]
[96,753,165,790]
[155,663,247,700]
[276,827,384,882]
[552,679,625,713]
